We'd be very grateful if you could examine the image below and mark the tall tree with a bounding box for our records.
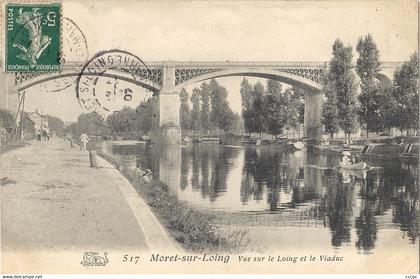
[293,87,305,126]
[392,52,419,133]
[190,88,201,133]
[134,98,155,133]
[321,72,340,138]
[179,88,190,130]
[330,39,359,145]
[356,34,382,138]
[285,88,301,138]
[199,82,211,134]
[240,78,254,134]
[252,81,266,137]
[209,79,237,133]
[266,79,282,95]
[378,80,397,134]
[209,79,223,129]
[264,80,284,137]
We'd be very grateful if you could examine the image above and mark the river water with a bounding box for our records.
[100,141,419,254]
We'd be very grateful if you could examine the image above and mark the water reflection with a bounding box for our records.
[101,142,419,252]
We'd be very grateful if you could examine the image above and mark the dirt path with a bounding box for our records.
[0,139,177,252]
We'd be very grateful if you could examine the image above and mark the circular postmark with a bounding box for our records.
[76,49,155,119]
[40,17,89,92]
[62,17,89,62]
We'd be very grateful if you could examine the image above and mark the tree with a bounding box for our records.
[293,87,306,126]
[266,79,282,95]
[330,39,359,146]
[199,82,211,134]
[134,98,155,133]
[106,107,137,134]
[179,88,190,130]
[264,80,284,137]
[72,112,110,138]
[251,82,266,137]
[285,88,301,138]
[209,79,237,133]
[240,78,254,134]
[392,52,419,133]
[356,34,382,138]
[209,79,223,130]
[321,73,340,138]
[190,88,201,133]
[378,80,397,133]
[0,109,15,130]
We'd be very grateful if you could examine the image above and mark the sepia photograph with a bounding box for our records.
[0,0,418,276]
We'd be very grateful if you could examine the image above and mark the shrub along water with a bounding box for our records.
[98,152,250,253]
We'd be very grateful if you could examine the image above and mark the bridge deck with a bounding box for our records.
[59,60,403,69]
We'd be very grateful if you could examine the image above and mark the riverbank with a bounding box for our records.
[97,151,251,253]
[1,139,179,254]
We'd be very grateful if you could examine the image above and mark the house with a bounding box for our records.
[22,116,36,140]
[27,111,49,135]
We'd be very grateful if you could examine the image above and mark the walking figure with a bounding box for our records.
[79,133,90,151]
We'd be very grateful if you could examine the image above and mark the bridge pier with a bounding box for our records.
[151,63,181,145]
[303,90,323,141]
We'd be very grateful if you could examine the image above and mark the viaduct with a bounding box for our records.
[0,60,402,145]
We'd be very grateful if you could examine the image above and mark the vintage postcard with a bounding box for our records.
[0,0,418,276]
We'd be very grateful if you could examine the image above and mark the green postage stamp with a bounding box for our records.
[5,3,61,72]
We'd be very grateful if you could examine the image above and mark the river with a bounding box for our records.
[100,141,419,255]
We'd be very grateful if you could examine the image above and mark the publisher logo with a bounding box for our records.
[80,252,109,266]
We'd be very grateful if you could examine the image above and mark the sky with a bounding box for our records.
[22,0,418,122]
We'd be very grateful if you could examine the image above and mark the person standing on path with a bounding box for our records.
[79,133,90,151]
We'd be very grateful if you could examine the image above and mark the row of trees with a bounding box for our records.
[180,79,240,134]
[106,98,156,134]
[240,79,304,137]
[322,34,418,142]
[66,98,156,138]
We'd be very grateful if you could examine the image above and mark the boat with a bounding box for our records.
[291,141,305,150]
[242,139,257,145]
[183,136,192,143]
[255,139,271,146]
[336,161,367,170]
[201,137,219,142]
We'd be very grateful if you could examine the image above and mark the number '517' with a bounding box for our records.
[122,254,140,264]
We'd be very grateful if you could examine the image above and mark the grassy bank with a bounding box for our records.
[98,152,250,253]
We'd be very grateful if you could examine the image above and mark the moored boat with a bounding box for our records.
[183,136,192,143]
[292,141,305,150]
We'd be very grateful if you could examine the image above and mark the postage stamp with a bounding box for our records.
[5,3,61,72]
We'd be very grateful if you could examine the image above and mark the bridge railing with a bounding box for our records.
[60,60,403,69]
[171,61,328,68]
